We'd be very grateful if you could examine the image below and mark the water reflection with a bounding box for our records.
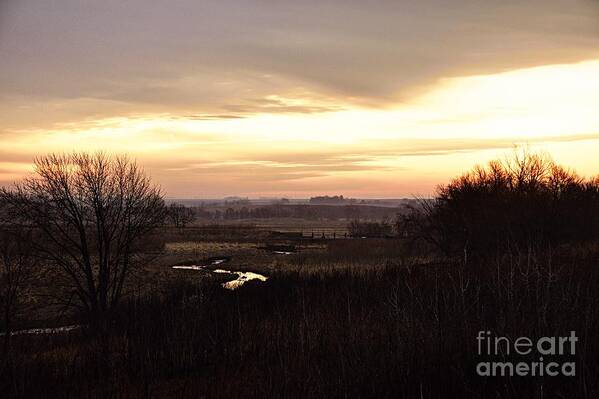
[0,324,80,336]
[212,269,269,290]
[171,263,268,290]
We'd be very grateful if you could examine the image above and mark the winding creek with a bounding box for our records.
[171,257,268,290]
[0,324,80,337]
[212,269,268,289]
[1,258,268,336]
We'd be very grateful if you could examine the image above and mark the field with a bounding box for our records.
[3,216,599,398]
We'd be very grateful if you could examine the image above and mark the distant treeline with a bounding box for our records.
[186,204,410,222]
[309,195,350,204]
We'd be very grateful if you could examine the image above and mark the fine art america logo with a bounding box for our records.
[476,331,577,377]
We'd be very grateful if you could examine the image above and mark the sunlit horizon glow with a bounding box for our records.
[1,59,599,197]
[1,1,599,198]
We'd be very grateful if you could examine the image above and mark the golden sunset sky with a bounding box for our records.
[1,0,599,197]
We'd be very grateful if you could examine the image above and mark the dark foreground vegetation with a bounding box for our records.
[3,245,599,398]
[2,150,599,398]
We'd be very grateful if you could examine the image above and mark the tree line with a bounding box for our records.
[174,204,400,222]
[400,150,599,260]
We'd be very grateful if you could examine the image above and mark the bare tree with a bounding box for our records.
[167,203,195,227]
[0,226,35,356]
[0,153,165,325]
[400,148,599,259]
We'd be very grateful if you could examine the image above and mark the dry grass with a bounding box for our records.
[3,241,599,398]
[4,211,599,399]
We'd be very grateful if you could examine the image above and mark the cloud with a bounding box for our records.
[3,128,599,195]
[2,0,599,127]
[134,133,599,192]
[236,133,599,166]
[176,114,247,121]
[2,1,599,196]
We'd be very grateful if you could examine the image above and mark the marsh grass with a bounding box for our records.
[3,242,599,398]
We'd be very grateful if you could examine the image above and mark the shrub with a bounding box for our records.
[347,219,393,238]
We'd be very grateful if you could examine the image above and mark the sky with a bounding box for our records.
[1,0,599,198]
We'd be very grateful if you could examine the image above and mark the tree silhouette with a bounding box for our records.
[0,153,165,326]
[167,203,196,227]
[401,150,599,259]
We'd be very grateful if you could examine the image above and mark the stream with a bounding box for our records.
[0,324,80,337]
[171,258,268,290]
[2,258,266,336]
